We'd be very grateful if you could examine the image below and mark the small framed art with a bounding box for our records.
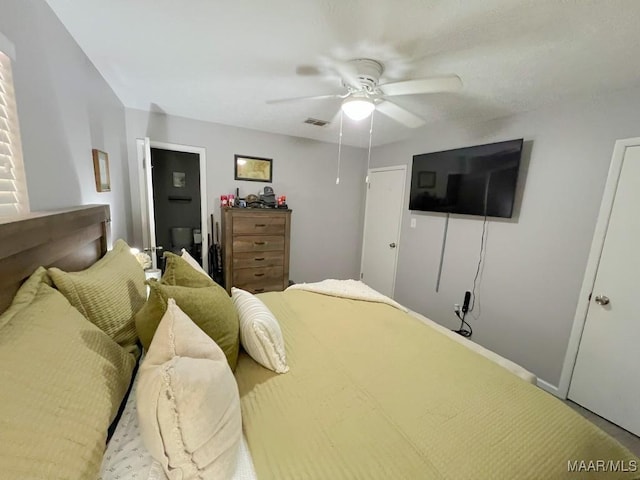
[92,149,111,192]
[234,155,272,182]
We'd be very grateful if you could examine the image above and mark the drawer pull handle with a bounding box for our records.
[254,273,265,277]
[254,241,266,246]
[255,223,266,227]
[254,257,265,261]
[254,288,265,293]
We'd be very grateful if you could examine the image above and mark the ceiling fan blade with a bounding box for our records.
[330,60,362,90]
[379,75,462,97]
[266,93,344,105]
[295,65,322,76]
[376,100,426,128]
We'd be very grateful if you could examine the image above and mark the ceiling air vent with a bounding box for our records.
[304,117,330,127]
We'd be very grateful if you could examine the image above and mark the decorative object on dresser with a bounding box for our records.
[222,207,291,294]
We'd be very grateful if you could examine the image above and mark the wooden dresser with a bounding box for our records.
[222,207,291,294]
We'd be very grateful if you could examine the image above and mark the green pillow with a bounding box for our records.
[135,281,240,369]
[162,251,215,287]
[0,268,52,330]
[0,268,135,479]
[48,239,145,354]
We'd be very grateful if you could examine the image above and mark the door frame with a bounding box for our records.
[136,139,209,273]
[359,165,407,298]
[558,137,640,399]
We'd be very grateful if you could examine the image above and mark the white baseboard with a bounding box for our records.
[537,378,563,398]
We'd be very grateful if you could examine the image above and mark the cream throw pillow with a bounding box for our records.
[136,299,241,480]
[231,287,289,374]
[181,248,210,278]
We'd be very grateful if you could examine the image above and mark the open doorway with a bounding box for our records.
[137,139,208,272]
[151,147,202,268]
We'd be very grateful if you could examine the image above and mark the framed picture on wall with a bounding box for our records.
[92,149,111,192]
[173,171,186,188]
[234,155,272,182]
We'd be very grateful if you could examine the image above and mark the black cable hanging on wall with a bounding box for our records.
[453,173,492,337]
[469,173,492,314]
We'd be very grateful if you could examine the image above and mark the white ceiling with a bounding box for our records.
[46,0,640,147]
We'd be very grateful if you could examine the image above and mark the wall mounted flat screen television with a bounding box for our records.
[409,139,524,218]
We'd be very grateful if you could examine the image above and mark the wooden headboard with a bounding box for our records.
[0,204,111,314]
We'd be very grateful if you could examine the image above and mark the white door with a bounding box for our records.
[568,143,640,436]
[140,137,158,268]
[360,167,406,297]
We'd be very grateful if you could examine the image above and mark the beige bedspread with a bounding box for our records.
[235,290,639,480]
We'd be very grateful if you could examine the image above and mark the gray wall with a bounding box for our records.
[125,108,368,282]
[0,0,131,240]
[371,84,640,387]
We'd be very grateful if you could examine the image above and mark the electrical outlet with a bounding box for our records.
[410,218,417,228]
[454,304,461,313]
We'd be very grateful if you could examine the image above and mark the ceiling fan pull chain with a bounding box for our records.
[335,110,344,185]
[365,112,375,183]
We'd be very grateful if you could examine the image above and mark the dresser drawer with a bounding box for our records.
[233,251,284,269]
[233,216,285,235]
[233,235,284,253]
[240,283,283,295]
[233,266,284,293]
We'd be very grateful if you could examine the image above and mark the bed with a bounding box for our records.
[0,205,638,480]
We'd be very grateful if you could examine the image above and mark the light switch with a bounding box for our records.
[410,218,416,228]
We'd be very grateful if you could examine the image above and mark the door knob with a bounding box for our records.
[594,295,610,306]
[389,242,396,248]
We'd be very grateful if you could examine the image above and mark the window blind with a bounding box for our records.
[0,51,29,217]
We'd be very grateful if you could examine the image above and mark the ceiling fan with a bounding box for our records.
[267,58,462,128]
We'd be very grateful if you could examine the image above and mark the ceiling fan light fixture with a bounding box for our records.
[341,96,375,121]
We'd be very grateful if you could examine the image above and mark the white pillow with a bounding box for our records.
[231,287,289,374]
[180,248,210,278]
[136,299,241,480]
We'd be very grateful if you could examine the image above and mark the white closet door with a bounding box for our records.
[568,145,640,436]
[360,167,406,297]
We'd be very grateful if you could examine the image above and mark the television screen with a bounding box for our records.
[409,139,523,218]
